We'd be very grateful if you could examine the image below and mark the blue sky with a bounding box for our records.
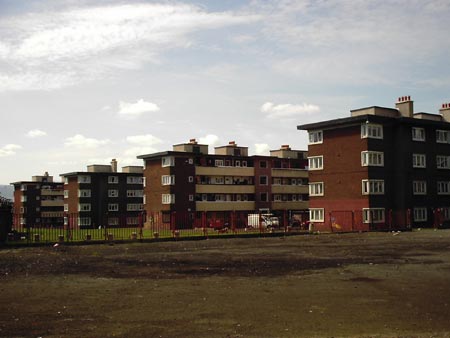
[1,0,450,183]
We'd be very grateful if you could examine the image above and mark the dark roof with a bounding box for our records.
[298,113,450,131]
[60,171,142,177]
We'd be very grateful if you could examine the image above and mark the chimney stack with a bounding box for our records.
[440,102,450,122]
[189,138,197,144]
[229,141,236,146]
[395,96,414,118]
[281,144,291,150]
[111,159,118,173]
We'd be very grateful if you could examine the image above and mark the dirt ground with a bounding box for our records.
[1,230,450,338]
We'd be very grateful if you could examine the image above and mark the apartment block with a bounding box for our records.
[137,140,309,228]
[11,172,64,229]
[60,159,144,228]
[298,97,450,231]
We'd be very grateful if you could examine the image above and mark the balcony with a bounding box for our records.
[272,168,308,178]
[196,184,255,194]
[271,185,308,194]
[271,201,309,211]
[195,166,254,177]
[41,200,64,207]
[41,189,64,196]
[196,201,255,212]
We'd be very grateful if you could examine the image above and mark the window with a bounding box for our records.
[162,194,175,204]
[308,156,324,170]
[361,180,385,195]
[21,196,27,202]
[309,182,324,196]
[19,207,25,214]
[108,176,119,184]
[162,175,175,185]
[242,161,247,167]
[108,217,119,226]
[260,161,267,168]
[64,177,69,185]
[20,218,26,225]
[78,203,91,212]
[274,194,282,201]
[162,156,175,167]
[78,189,91,198]
[213,177,224,184]
[188,176,194,183]
[362,208,385,223]
[414,208,427,222]
[259,176,268,185]
[412,127,426,141]
[127,190,143,197]
[215,159,224,167]
[361,123,383,139]
[291,179,297,185]
[64,190,69,198]
[310,208,324,222]
[361,151,384,167]
[20,184,27,191]
[235,160,241,167]
[260,193,268,202]
[189,194,194,202]
[413,154,426,168]
[442,207,450,221]
[127,176,144,184]
[127,204,144,211]
[77,217,91,226]
[437,181,450,195]
[273,178,281,185]
[188,158,194,164]
[413,181,427,195]
[64,204,69,212]
[437,155,450,169]
[78,175,91,184]
[126,217,139,225]
[215,194,225,201]
[108,189,119,197]
[436,130,450,144]
[108,203,119,211]
[309,130,323,144]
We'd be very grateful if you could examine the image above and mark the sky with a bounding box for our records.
[1,0,450,184]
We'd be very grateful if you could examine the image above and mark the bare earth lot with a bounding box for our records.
[1,230,450,338]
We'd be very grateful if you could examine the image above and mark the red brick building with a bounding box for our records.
[298,97,450,231]
[137,140,309,229]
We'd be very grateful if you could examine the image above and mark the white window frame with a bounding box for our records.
[412,154,426,168]
[78,203,91,212]
[108,189,119,198]
[78,189,91,198]
[361,123,383,139]
[77,217,91,226]
[64,204,69,212]
[127,203,144,211]
[188,176,194,183]
[162,194,175,204]
[64,190,69,198]
[412,127,426,141]
[362,208,385,223]
[162,156,175,167]
[412,181,427,195]
[309,130,323,144]
[108,203,119,212]
[310,208,324,222]
[413,208,427,222]
[215,159,224,167]
[274,194,282,201]
[437,155,450,169]
[64,177,69,185]
[309,182,324,196]
[361,151,384,167]
[437,181,450,195]
[361,180,385,195]
[127,176,144,184]
[308,156,324,170]
[21,196,27,202]
[127,190,143,197]
[436,130,450,144]
[189,194,194,202]
[442,207,450,221]
[108,176,119,184]
[161,175,175,186]
[78,175,91,184]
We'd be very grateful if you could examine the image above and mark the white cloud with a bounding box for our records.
[118,99,160,119]
[126,134,163,146]
[199,134,220,147]
[254,143,270,155]
[124,147,158,158]
[261,102,320,119]
[64,134,110,149]
[0,3,260,91]
[0,144,22,157]
[26,129,47,138]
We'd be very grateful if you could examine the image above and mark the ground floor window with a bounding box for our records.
[310,208,324,222]
[362,208,385,223]
[413,208,427,222]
